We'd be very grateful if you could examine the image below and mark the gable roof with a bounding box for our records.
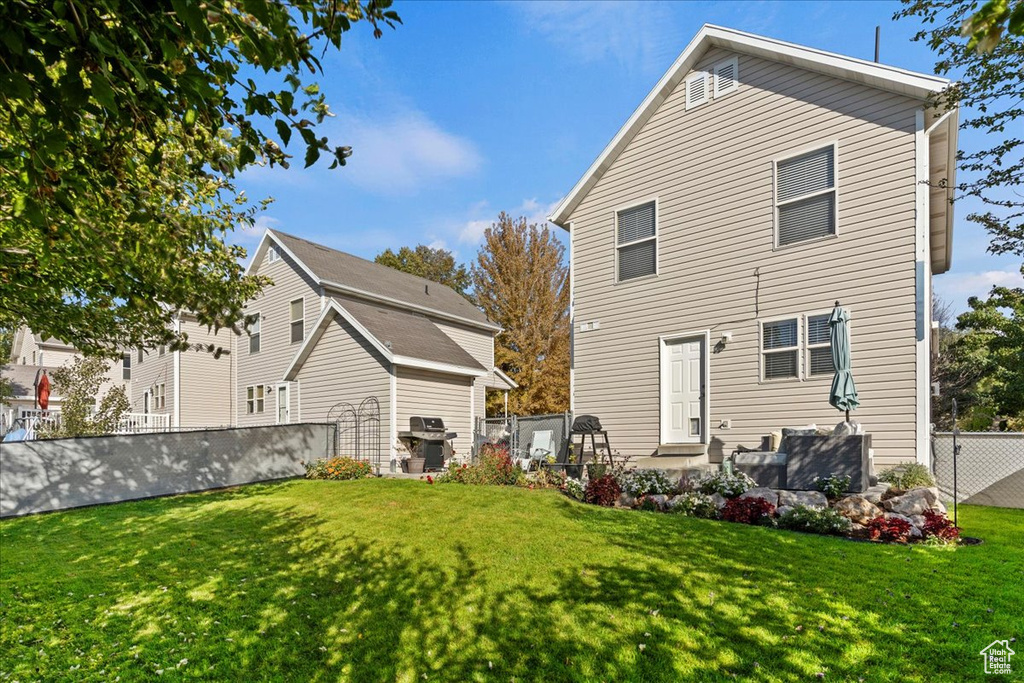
[548,24,952,228]
[247,229,498,332]
[283,299,487,381]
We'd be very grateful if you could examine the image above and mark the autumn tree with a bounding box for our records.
[0,1,400,357]
[375,245,472,299]
[472,213,569,416]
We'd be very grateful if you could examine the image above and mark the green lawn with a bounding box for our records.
[1,481,1021,682]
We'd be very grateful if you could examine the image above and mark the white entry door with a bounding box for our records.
[276,384,290,424]
[662,337,705,444]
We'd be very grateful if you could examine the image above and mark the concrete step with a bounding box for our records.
[657,443,707,457]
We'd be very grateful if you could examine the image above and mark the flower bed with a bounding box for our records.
[304,457,374,481]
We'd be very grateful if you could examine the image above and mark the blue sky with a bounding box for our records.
[235,0,1021,314]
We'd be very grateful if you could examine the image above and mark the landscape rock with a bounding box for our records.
[908,514,928,529]
[884,512,914,525]
[909,525,923,539]
[884,487,942,516]
[740,487,779,507]
[861,484,891,505]
[648,494,670,510]
[618,493,636,508]
[834,495,883,524]
[849,522,870,538]
[777,490,829,509]
[710,493,728,510]
[775,505,794,518]
[930,499,948,515]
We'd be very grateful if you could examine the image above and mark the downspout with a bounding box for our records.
[173,316,181,429]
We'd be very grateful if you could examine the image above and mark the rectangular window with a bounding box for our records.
[761,318,799,380]
[158,345,166,357]
[154,383,166,409]
[246,385,265,414]
[122,353,132,381]
[775,145,836,247]
[248,314,261,354]
[807,313,834,376]
[137,348,144,365]
[616,201,657,282]
[290,299,304,344]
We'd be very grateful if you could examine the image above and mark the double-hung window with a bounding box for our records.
[154,383,166,409]
[290,299,304,344]
[246,385,265,414]
[761,318,800,380]
[616,201,657,282]
[122,353,132,381]
[248,314,261,354]
[806,313,835,377]
[775,144,837,247]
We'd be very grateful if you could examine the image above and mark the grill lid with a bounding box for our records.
[410,416,445,433]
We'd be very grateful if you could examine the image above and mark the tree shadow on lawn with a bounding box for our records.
[1,486,1020,682]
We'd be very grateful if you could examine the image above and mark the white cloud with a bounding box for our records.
[456,198,561,245]
[934,267,1023,312]
[342,110,482,194]
[512,1,678,74]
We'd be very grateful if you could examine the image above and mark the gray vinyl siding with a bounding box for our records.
[235,246,321,426]
[396,368,474,457]
[178,318,234,428]
[432,320,494,422]
[295,314,392,438]
[130,346,174,421]
[568,48,923,466]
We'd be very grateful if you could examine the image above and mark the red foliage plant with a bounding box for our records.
[584,475,622,507]
[866,516,913,543]
[721,496,775,524]
[922,510,961,541]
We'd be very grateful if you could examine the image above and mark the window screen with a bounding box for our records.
[776,146,836,246]
[762,318,799,380]
[617,202,657,281]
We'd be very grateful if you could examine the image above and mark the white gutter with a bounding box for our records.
[173,316,181,429]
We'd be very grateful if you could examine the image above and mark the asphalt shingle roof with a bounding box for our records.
[271,231,492,328]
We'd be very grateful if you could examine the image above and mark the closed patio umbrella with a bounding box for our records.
[828,302,859,422]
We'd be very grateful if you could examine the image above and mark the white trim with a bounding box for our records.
[296,378,301,422]
[568,220,575,414]
[712,56,739,98]
[914,109,931,467]
[614,196,659,284]
[172,316,181,429]
[658,330,711,446]
[246,311,262,355]
[772,141,840,250]
[684,71,710,109]
[289,297,305,344]
[804,310,835,380]
[389,365,398,466]
[469,380,475,449]
[547,24,949,228]
[283,300,487,382]
[491,367,519,390]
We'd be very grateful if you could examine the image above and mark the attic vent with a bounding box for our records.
[268,246,280,263]
[685,72,709,110]
[713,57,739,98]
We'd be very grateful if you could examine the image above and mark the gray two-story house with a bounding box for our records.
[548,25,957,469]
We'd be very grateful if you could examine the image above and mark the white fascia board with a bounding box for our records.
[320,280,502,333]
[243,231,273,276]
[549,24,950,227]
[282,300,394,381]
[392,355,488,378]
[491,366,519,390]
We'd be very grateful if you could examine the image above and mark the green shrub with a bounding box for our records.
[669,492,719,519]
[304,457,374,480]
[695,470,756,498]
[878,463,935,491]
[584,475,621,507]
[813,473,851,500]
[435,449,525,486]
[618,469,676,497]
[777,505,852,536]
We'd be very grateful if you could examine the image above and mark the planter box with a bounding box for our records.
[733,434,872,493]
[402,457,425,474]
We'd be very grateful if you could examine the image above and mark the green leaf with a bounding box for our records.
[275,119,291,146]
[303,144,320,168]
[90,75,117,112]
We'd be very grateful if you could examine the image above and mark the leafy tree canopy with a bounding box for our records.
[375,245,473,299]
[0,0,400,356]
[472,213,569,416]
[46,356,130,437]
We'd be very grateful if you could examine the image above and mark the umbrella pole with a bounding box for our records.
[845,409,850,423]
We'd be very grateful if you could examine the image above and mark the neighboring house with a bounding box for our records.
[128,313,234,430]
[548,25,957,468]
[2,327,129,427]
[236,230,512,464]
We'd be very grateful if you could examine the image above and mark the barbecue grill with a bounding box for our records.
[397,416,457,472]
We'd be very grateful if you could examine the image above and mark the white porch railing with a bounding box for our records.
[116,413,170,433]
[4,410,171,440]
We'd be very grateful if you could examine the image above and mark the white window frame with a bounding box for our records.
[289,298,304,344]
[805,310,835,379]
[248,312,261,354]
[137,348,144,365]
[712,56,739,98]
[613,197,659,284]
[154,383,166,410]
[759,315,802,383]
[122,353,132,381]
[772,141,840,250]
[685,71,710,110]
[246,384,266,414]
[268,245,280,263]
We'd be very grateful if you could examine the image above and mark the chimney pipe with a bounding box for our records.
[874,26,880,63]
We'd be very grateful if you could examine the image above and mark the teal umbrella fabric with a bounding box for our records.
[828,304,859,415]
